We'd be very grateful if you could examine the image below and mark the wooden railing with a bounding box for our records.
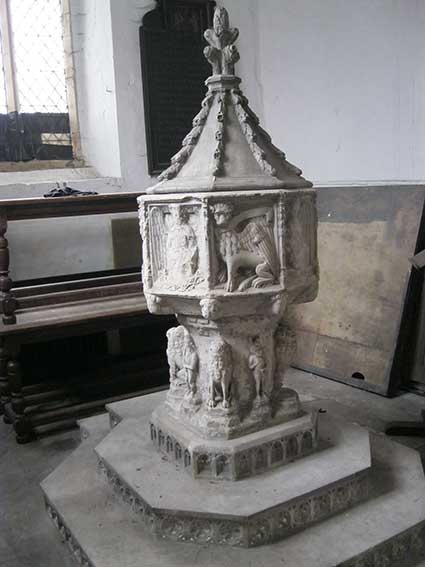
[0,192,143,324]
[0,192,173,443]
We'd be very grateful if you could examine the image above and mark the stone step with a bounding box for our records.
[106,389,167,428]
[94,413,371,547]
[78,413,110,441]
[41,409,425,566]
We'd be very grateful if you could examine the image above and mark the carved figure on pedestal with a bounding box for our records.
[166,326,186,399]
[249,336,268,399]
[167,326,199,401]
[149,205,199,290]
[182,327,199,400]
[208,339,233,409]
[210,202,279,292]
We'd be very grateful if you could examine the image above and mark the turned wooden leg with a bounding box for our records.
[9,349,32,443]
[0,211,17,325]
[0,337,11,421]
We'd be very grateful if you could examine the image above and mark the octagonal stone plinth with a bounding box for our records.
[150,401,318,480]
[94,407,371,547]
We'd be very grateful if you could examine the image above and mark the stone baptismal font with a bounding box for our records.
[139,5,320,483]
[42,6,425,566]
[134,6,371,542]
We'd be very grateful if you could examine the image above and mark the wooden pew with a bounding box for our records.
[0,193,173,442]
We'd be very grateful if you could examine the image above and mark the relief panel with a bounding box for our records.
[146,203,206,292]
[209,200,280,293]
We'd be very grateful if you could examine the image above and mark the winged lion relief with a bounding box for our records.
[210,202,279,292]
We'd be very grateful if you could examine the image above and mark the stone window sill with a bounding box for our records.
[0,166,124,198]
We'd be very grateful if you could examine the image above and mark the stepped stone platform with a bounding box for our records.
[41,391,425,566]
[95,413,369,547]
[149,402,318,480]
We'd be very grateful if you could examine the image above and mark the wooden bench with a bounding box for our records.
[0,193,173,442]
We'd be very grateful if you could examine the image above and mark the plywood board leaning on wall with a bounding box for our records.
[290,184,425,396]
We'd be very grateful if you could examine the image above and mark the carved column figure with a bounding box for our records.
[207,338,232,409]
[182,327,199,400]
[249,336,268,399]
[165,326,187,402]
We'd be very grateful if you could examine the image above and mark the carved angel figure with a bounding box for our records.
[149,205,199,289]
[211,202,279,292]
[208,339,232,409]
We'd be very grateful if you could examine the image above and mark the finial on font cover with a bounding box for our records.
[204,7,240,75]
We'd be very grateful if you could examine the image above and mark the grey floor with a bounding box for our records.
[1,368,425,567]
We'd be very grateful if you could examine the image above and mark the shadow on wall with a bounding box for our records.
[291,184,425,396]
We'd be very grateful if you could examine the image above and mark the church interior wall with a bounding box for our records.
[4,0,425,283]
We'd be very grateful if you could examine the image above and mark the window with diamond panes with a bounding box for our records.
[0,43,7,114]
[0,0,74,163]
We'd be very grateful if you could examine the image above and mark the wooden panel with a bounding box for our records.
[0,294,148,338]
[291,184,425,395]
[111,217,141,269]
[140,0,215,174]
[0,192,141,220]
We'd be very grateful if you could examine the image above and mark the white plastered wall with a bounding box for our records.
[75,0,425,187]
[6,0,425,280]
[71,0,121,178]
[224,0,425,184]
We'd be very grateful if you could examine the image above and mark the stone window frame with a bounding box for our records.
[0,0,82,172]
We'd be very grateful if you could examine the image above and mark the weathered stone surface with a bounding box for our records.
[150,402,318,480]
[139,190,318,442]
[107,390,166,429]
[138,7,319,448]
[147,7,311,194]
[41,403,425,566]
[93,405,370,547]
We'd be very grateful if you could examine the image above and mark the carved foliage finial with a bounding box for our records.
[204,7,240,75]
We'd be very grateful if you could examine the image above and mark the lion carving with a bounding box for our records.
[208,339,233,409]
[210,202,279,292]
